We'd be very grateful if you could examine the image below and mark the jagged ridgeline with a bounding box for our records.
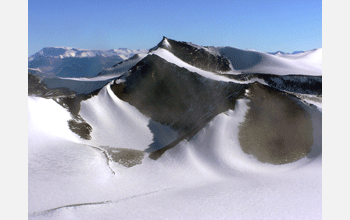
[150,37,231,73]
[223,73,322,95]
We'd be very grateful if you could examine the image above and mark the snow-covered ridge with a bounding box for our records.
[151,37,322,76]
[149,48,265,84]
[29,47,148,60]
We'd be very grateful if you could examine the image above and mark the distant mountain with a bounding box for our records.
[28,47,148,78]
[291,50,305,54]
[268,50,307,55]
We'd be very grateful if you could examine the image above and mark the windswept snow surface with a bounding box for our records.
[78,82,178,150]
[28,84,321,220]
[211,47,322,76]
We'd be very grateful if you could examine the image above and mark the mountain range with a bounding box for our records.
[28,47,148,77]
[28,37,322,220]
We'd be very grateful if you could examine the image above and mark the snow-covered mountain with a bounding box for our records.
[28,47,148,77]
[28,37,322,220]
[268,50,306,55]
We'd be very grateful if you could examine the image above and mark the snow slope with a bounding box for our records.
[211,46,321,76]
[28,85,321,219]
[78,81,178,150]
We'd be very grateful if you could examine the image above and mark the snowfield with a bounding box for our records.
[28,38,322,220]
[28,91,321,220]
[213,47,322,76]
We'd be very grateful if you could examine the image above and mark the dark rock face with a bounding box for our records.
[238,83,314,164]
[221,73,322,95]
[29,37,322,164]
[52,89,101,140]
[261,75,322,95]
[68,118,92,140]
[111,54,247,158]
[109,51,318,163]
[28,72,76,97]
[28,73,48,95]
[29,72,100,140]
[152,37,231,73]
[104,147,145,167]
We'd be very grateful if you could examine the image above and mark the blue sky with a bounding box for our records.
[28,0,322,56]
